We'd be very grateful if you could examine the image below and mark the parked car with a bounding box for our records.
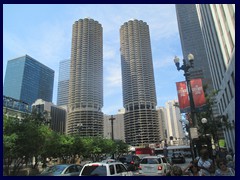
[118,155,140,171]
[38,164,83,176]
[171,151,186,164]
[184,151,192,158]
[79,161,133,176]
[139,156,171,176]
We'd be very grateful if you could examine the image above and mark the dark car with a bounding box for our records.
[39,164,83,176]
[118,155,140,171]
[171,151,186,164]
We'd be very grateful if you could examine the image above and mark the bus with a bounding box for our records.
[135,147,155,159]
[155,145,191,157]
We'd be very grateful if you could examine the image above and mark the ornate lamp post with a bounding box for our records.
[174,53,197,160]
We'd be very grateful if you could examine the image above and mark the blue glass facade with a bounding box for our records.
[3,55,54,106]
[57,59,70,106]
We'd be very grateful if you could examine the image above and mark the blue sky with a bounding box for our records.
[3,4,185,115]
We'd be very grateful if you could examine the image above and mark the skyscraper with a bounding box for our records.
[3,55,54,106]
[67,18,103,136]
[120,19,159,146]
[196,4,235,153]
[165,100,185,146]
[175,4,214,95]
[57,59,70,106]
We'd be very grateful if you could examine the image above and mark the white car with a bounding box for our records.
[139,156,171,176]
[79,161,133,176]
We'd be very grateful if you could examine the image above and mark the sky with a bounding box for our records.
[3,4,185,115]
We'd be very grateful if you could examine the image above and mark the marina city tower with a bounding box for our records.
[67,18,103,136]
[120,19,160,146]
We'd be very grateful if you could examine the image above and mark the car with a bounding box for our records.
[38,164,83,176]
[184,151,192,158]
[157,155,172,171]
[79,161,133,176]
[118,155,140,171]
[171,151,186,164]
[138,156,171,176]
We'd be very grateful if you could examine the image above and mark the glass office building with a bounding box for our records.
[3,55,54,106]
[57,59,70,106]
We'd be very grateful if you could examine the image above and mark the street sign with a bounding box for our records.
[190,128,198,139]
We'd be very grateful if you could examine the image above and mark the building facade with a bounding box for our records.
[104,109,125,141]
[3,55,54,106]
[120,19,159,146]
[175,4,214,97]
[32,99,66,134]
[196,4,235,152]
[3,95,31,120]
[156,107,168,144]
[67,18,104,136]
[57,59,70,106]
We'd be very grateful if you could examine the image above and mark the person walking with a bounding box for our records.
[226,155,234,170]
[214,158,235,176]
[165,165,183,176]
[197,148,215,176]
[183,159,201,176]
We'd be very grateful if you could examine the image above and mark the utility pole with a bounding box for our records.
[109,115,115,159]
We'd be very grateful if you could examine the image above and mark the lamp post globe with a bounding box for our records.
[201,118,207,124]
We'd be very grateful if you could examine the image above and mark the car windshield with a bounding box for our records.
[81,165,107,176]
[141,158,160,164]
[41,165,67,175]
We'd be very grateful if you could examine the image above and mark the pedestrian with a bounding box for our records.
[217,147,227,160]
[165,165,183,176]
[226,154,234,170]
[183,159,201,176]
[228,148,234,157]
[214,158,235,176]
[197,148,215,176]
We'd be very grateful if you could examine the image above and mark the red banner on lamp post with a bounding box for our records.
[190,78,206,110]
[176,81,190,113]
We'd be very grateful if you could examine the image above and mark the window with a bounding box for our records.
[119,164,127,172]
[116,164,122,173]
[81,166,107,176]
[109,165,115,175]
[65,166,75,173]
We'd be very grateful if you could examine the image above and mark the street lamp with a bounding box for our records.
[201,118,207,137]
[174,53,197,160]
[174,54,197,127]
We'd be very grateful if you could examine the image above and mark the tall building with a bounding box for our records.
[196,4,235,152]
[175,4,214,96]
[156,107,168,143]
[57,59,70,106]
[120,19,159,146]
[67,18,103,136]
[3,55,54,106]
[165,100,185,146]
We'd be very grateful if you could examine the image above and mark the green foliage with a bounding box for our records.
[3,112,130,174]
